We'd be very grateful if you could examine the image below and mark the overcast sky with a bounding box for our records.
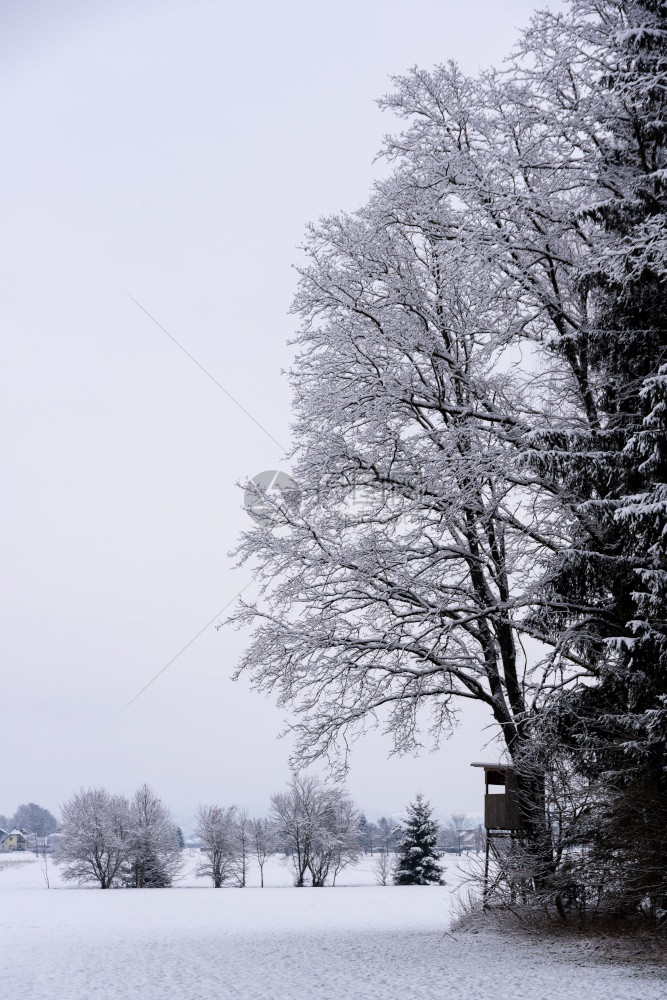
[1,0,563,829]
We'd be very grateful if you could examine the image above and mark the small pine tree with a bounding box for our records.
[393,794,444,886]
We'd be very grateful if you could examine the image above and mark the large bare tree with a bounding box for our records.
[233,1,663,886]
[56,787,131,889]
[195,804,242,888]
[271,775,361,887]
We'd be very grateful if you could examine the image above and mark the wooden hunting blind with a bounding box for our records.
[472,762,524,904]
[471,762,521,831]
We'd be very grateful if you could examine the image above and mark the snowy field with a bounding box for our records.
[1,852,664,1000]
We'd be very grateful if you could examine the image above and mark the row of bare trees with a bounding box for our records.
[196,782,476,889]
[195,775,364,888]
[54,780,479,890]
[194,806,272,887]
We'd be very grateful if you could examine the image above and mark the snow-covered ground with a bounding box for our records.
[1,852,664,999]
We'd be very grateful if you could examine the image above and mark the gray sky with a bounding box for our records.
[1,0,562,829]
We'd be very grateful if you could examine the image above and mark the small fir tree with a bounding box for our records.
[393,794,444,886]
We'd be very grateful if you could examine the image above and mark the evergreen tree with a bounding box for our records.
[529,0,667,915]
[393,795,444,886]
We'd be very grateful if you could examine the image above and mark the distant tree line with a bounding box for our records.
[196,776,369,888]
[52,779,461,889]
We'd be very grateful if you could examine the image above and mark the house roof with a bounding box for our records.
[470,762,515,771]
[4,829,26,838]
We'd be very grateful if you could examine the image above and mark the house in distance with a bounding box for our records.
[2,829,28,852]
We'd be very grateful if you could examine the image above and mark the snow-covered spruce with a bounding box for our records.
[393,794,443,887]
